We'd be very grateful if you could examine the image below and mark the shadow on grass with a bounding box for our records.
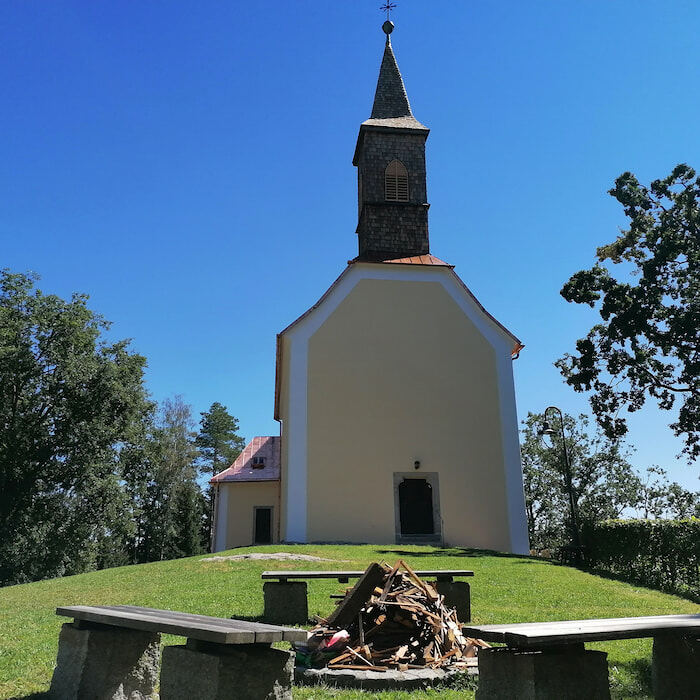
[610,656,652,698]
[228,613,267,623]
[375,548,534,560]
[9,693,49,700]
[229,612,312,627]
[582,566,700,604]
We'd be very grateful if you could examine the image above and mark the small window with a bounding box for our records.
[252,456,265,469]
[385,160,409,202]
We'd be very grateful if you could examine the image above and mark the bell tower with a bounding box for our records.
[352,21,430,261]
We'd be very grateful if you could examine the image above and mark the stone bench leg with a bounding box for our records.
[263,580,308,624]
[49,621,161,700]
[160,640,294,700]
[435,580,471,622]
[476,646,610,700]
[652,635,700,699]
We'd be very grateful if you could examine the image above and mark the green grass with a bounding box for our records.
[0,544,697,699]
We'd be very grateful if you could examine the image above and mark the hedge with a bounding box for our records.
[582,519,700,601]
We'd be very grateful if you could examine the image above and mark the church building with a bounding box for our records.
[211,23,529,555]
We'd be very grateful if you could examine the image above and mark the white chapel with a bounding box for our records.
[211,23,529,555]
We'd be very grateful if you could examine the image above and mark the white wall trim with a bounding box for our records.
[213,485,229,552]
[283,264,529,551]
[496,352,531,554]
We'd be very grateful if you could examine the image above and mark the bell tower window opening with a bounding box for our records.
[385,160,409,202]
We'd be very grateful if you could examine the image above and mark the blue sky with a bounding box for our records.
[2,1,698,488]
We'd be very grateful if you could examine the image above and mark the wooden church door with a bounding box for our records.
[254,507,272,545]
[398,479,434,535]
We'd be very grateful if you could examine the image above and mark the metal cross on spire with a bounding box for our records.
[380,2,397,21]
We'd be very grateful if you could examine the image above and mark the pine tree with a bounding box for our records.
[196,402,245,549]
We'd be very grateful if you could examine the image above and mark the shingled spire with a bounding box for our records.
[371,36,413,119]
[353,22,430,261]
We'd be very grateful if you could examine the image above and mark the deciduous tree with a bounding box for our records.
[0,270,151,584]
[520,412,640,551]
[557,164,700,460]
[137,396,203,561]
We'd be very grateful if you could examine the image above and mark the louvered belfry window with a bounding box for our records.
[385,160,409,202]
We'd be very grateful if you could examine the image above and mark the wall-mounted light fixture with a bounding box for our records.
[414,460,421,470]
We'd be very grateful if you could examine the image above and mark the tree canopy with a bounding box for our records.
[521,411,699,553]
[0,271,231,584]
[131,396,204,562]
[520,411,641,552]
[556,164,700,460]
[196,402,245,548]
[0,270,151,584]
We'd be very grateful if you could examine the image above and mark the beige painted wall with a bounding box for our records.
[221,481,280,549]
[303,278,512,550]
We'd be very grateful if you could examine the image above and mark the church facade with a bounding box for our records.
[211,25,529,555]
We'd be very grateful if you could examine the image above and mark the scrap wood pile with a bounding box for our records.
[295,560,488,672]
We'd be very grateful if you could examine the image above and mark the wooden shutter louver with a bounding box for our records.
[385,160,409,202]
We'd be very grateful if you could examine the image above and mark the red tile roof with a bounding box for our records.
[210,436,280,483]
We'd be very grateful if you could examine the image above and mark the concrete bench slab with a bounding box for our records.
[51,605,307,700]
[464,614,700,700]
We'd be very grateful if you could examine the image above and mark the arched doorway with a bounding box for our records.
[398,478,434,536]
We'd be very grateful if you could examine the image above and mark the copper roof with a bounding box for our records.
[210,436,280,483]
[348,254,452,266]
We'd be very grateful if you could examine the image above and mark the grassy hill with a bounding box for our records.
[0,544,697,699]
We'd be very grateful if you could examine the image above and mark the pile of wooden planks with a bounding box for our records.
[300,560,488,672]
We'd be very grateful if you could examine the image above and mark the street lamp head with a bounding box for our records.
[538,420,556,437]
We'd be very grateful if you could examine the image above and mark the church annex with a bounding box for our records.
[211,23,529,554]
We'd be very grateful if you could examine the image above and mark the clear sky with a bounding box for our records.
[2,1,698,488]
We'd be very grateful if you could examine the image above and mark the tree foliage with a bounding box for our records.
[520,412,640,551]
[196,402,245,478]
[0,272,226,584]
[135,396,204,562]
[0,270,151,584]
[196,402,245,549]
[636,466,699,520]
[556,164,700,460]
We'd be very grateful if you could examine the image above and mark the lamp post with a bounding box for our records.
[538,406,583,564]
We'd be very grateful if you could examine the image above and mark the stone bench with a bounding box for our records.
[261,568,474,624]
[462,613,700,700]
[49,604,307,700]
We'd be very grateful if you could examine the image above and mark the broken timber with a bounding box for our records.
[326,562,387,629]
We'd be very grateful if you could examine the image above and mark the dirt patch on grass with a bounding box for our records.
[200,552,341,563]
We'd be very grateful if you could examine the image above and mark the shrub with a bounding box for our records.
[583,519,700,601]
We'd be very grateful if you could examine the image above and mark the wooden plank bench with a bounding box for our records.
[50,605,307,700]
[262,568,474,583]
[261,569,474,624]
[462,613,700,700]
